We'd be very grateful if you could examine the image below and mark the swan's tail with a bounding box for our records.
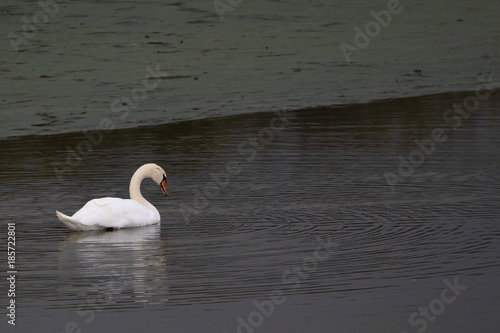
[56,211,103,232]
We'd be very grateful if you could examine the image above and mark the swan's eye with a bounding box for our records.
[162,174,167,181]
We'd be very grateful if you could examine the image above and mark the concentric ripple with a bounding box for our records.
[1,92,499,332]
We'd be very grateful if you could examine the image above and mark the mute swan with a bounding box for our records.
[56,163,168,231]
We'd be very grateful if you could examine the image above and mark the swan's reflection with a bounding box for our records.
[63,223,162,243]
[57,225,169,309]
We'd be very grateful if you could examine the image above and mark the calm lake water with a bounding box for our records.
[1,0,499,332]
[1,90,499,332]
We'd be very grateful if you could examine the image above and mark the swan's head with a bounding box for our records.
[150,164,168,196]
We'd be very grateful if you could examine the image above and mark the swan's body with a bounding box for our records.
[56,163,168,231]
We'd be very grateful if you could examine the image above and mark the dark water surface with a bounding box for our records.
[1,0,499,137]
[1,91,499,332]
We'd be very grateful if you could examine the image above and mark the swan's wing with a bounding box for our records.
[72,197,158,229]
[56,210,104,231]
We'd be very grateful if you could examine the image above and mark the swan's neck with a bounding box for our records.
[129,166,155,210]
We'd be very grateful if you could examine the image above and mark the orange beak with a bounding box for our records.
[160,176,168,196]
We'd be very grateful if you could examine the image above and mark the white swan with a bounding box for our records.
[56,163,168,231]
